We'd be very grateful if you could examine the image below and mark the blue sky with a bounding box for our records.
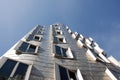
[0,0,120,60]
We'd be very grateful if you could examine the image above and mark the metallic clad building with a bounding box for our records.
[0,23,120,80]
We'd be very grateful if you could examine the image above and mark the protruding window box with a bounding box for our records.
[53,37,67,44]
[26,34,42,42]
[56,30,63,35]
[55,64,84,80]
[72,33,76,39]
[85,38,92,45]
[54,45,74,59]
[16,42,39,55]
[68,29,72,34]
[93,46,103,54]
[108,56,120,67]
[86,49,97,61]
[77,40,84,48]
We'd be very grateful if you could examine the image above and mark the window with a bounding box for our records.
[27,35,41,42]
[75,34,80,40]
[54,45,73,59]
[55,64,84,80]
[17,42,38,54]
[56,30,63,35]
[37,31,43,35]
[13,63,28,80]
[27,45,36,52]
[110,69,120,79]
[32,27,43,35]
[0,59,17,79]
[34,36,41,42]
[34,36,39,41]
[0,59,29,80]
[18,42,29,52]
[55,45,67,58]
[58,65,77,80]
[57,32,61,35]
[53,37,66,43]
[27,35,34,41]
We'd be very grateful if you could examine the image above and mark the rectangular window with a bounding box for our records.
[53,37,66,43]
[18,42,29,52]
[27,45,36,53]
[55,45,62,56]
[0,59,17,80]
[57,32,61,35]
[37,31,43,35]
[55,45,71,58]
[17,42,37,54]
[27,35,34,41]
[34,36,39,41]
[32,29,37,35]
[58,65,77,80]
[110,69,120,79]
[13,63,28,80]
[59,38,63,43]
[54,37,58,43]
[59,66,69,80]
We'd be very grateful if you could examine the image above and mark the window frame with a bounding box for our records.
[16,42,39,54]
[54,45,74,59]
[0,59,32,80]
[53,37,67,44]
[55,64,84,80]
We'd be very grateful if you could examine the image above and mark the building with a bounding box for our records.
[0,23,120,80]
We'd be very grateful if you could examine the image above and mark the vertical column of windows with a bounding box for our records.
[53,25,74,59]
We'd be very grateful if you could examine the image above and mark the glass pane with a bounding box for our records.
[27,35,34,40]
[62,48,67,57]
[59,66,69,80]
[68,70,77,80]
[32,29,37,35]
[54,37,58,43]
[55,45,62,56]
[59,38,63,42]
[13,63,28,80]
[110,69,120,80]
[18,42,29,52]
[0,59,17,80]
[57,32,60,35]
[27,45,36,53]
[37,31,43,35]
[34,36,39,41]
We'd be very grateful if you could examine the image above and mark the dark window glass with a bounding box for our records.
[54,37,58,43]
[57,32,60,35]
[110,69,120,80]
[32,30,37,35]
[19,42,29,52]
[62,48,67,57]
[27,35,34,41]
[59,38,63,42]
[0,59,17,80]
[68,70,76,80]
[34,36,39,41]
[37,31,43,35]
[27,45,36,52]
[55,46,62,56]
[75,34,80,40]
[59,66,69,80]
[13,63,28,80]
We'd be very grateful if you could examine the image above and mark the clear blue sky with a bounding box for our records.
[0,0,120,61]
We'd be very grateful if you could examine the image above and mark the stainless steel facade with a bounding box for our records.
[0,23,120,80]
